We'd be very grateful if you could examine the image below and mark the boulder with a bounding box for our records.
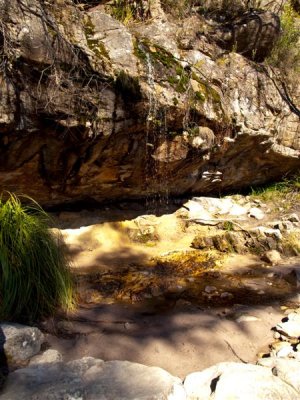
[1,357,185,400]
[0,323,44,369]
[261,250,282,265]
[258,358,300,393]
[184,362,299,399]
[29,349,63,366]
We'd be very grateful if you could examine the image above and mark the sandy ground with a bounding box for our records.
[43,201,300,378]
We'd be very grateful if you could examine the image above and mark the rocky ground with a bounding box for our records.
[2,307,300,399]
[1,192,300,398]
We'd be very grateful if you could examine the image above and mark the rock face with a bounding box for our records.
[212,11,281,62]
[0,0,299,206]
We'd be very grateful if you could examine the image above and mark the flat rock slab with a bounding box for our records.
[1,357,185,400]
[0,323,44,368]
[184,362,299,400]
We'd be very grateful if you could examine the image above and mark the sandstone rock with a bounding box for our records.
[204,286,217,294]
[1,357,185,400]
[0,0,299,207]
[212,11,280,62]
[184,362,298,399]
[262,250,282,265]
[249,207,265,220]
[0,324,44,369]
[29,349,63,366]
[89,11,138,74]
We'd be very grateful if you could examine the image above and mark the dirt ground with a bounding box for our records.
[42,200,300,378]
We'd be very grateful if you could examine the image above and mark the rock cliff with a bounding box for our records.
[0,0,299,206]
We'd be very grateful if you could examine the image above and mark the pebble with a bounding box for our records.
[204,286,217,294]
[287,213,300,223]
[237,315,260,323]
[220,292,233,299]
[277,345,293,358]
[249,207,265,220]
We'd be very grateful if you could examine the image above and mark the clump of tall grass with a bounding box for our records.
[250,175,300,205]
[0,193,74,323]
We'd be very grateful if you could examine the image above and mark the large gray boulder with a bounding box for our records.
[1,357,186,400]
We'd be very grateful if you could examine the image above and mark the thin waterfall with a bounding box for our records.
[138,43,170,212]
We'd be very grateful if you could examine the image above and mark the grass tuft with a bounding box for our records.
[0,193,75,323]
[250,176,300,206]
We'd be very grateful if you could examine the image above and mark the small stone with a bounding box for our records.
[274,332,281,339]
[276,345,293,358]
[237,315,260,323]
[204,285,217,294]
[220,292,233,299]
[262,250,282,265]
[29,349,62,366]
[249,207,265,220]
[287,214,300,223]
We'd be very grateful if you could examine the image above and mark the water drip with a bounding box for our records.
[138,44,170,213]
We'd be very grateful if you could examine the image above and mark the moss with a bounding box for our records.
[194,91,206,102]
[84,16,110,60]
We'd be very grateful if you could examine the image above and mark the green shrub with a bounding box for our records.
[0,194,74,323]
[110,0,150,23]
[267,2,300,80]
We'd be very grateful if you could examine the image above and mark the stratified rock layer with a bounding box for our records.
[0,0,299,206]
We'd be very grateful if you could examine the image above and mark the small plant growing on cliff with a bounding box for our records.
[267,2,300,80]
[0,194,74,323]
[110,0,150,22]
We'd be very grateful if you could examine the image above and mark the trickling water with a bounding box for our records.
[138,44,170,213]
